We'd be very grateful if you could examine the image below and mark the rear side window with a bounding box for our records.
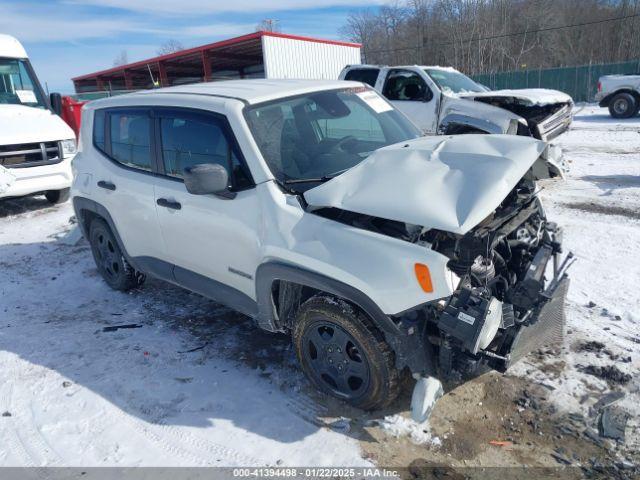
[158,111,252,189]
[344,68,379,87]
[93,110,105,152]
[109,112,152,171]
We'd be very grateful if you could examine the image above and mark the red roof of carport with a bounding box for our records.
[71,31,361,82]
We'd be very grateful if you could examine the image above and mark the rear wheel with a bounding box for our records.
[88,219,145,291]
[44,188,70,204]
[293,296,399,410]
[608,93,637,119]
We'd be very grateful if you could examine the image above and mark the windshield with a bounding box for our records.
[0,58,47,108]
[425,68,486,94]
[245,88,420,192]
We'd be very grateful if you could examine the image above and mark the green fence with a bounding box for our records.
[472,60,640,103]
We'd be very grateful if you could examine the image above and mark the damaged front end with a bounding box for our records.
[424,176,574,379]
[303,134,573,382]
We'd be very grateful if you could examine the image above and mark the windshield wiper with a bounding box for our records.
[283,168,351,185]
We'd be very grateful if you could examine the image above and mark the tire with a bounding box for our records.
[292,295,400,410]
[88,218,145,291]
[44,188,70,204]
[608,93,637,119]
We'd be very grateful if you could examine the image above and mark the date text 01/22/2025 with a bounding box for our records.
[232,468,401,478]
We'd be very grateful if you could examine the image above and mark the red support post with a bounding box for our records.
[123,70,133,90]
[201,51,212,82]
[158,61,169,87]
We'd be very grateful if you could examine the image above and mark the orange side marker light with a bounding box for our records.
[414,263,434,293]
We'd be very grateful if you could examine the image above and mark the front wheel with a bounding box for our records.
[44,188,70,204]
[293,296,400,410]
[608,93,637,119]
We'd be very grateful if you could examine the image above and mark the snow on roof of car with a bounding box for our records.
[131,79,365,105]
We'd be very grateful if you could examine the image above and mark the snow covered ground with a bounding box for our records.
[0,105,638,468]
[509,106,640,428]
[0,205,370,467]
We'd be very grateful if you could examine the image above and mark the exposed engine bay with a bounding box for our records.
[422,175,574,377]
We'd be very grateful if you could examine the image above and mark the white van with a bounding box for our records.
[0,34,76,203]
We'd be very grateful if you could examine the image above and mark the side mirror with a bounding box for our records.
[50,92,63,116]
[423,88,433,102]
[183,163,230,196]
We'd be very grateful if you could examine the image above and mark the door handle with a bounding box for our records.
[97,180,116,191]
[157,198,182,210]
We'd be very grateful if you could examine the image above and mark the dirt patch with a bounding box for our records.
[561,201,640,221]
[355,373,627,476]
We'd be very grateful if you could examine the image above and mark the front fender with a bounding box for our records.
[439,96,520,135]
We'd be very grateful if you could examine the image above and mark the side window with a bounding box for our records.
[93,110,105,153]
[159,112,252,189]
[344,68,379,88]
[382,69,431,102]
[109,111,152,171]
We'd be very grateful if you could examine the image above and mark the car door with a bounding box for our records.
[151,107,261,308]
[382,69,439,134]
[91,108,166,265]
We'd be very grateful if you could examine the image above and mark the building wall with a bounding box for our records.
[262,36,361,80]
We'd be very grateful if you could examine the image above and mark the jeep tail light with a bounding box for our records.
[597,82,601,92]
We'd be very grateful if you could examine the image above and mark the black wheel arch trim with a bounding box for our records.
[255,261,400,335]
[256,262,435,374]
[73,196,142,270]
[599,90,640,108]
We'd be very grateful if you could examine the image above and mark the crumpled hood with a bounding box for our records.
[458,88,573,106]
[0,105,75,145]
[304,134,547,235]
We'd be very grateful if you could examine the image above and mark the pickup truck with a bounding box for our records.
[595,74,640,118]
[340,65,574,142]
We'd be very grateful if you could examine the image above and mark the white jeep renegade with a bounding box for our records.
[72,80,572,411]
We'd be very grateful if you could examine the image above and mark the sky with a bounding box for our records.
[0,0,384,93]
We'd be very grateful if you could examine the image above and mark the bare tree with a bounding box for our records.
[256,19,280,32]
[157,39,185,56]
[113,50,128,67]
[341,0,640,75]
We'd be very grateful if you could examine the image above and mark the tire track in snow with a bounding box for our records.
[108,403,267,466]
[0,353,59,478]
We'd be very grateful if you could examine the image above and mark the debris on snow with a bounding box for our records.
[177,343,209,353]
[599,406,630,442]
[1,411,11,417]
[577,365,632,386]
[102,324,143,332]
[410,376,443,423]
[327,417,351,434]
[591,392,625,414]
[58,225,83,246]
[551,449,573,465]
[378,414,442,446]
